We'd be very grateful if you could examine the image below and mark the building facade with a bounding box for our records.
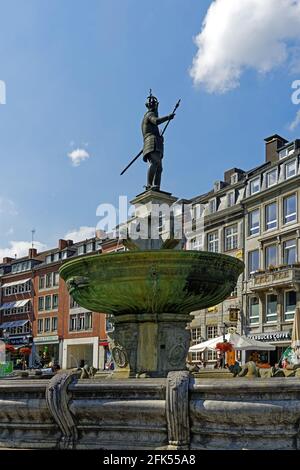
[0,237,114,370]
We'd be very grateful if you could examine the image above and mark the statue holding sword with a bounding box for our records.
[120,91,180,191]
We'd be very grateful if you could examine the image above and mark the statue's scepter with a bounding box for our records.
[120,98,181,176]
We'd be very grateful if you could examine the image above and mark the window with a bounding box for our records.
[69,312,92,331]
[191,328,201,344]
[285,160,297,179]
[44,318,50,332]
[266,294,277,323]
[45,255,52,264]
[52,294,58,309]
[69,315,77,331]
[283,194,297,224]
[249,297,259,324]
[53,272,59,286]
[248,250,259,275]
[250,177,260,195]
[207,326,218,339]
[39,276,45,289]
[227,191,235,207]
[51,317,58,331]
[86,242,94,252]
[45,295,52,310]
[105,314,114,333]
[265,203,277,231]
[190,236,202,250]
[38,319,43,334]
[265,245,277,268]
[207,231,219,253]
[285,291,296,321]
[209,199,216,214]
[38,297,44,311]
[249,209,260,236]
[46,273,52,288]
[266,169,277,188]
[224,225,238,251]
[78,245,85,255]
[53,252,60,262]
[283,239,296,265]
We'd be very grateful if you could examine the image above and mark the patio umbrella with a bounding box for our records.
[189,332,275,352]
[292,307,300,348]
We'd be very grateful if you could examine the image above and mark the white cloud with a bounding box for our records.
[0,197,18,215]
[190,0,300,93]
[67,148,90,167]
[0,240,47,261]
[289,109,300,130]
[64,226,96,243]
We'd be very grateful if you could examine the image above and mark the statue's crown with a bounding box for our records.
[145,90,158,109]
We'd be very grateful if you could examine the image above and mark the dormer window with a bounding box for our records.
[266,168,277,188]
[78,245,86,255]
[227,191,235,207]
[209,199,217,214]
[250,177,260,195]
[285,159,297,180]
[279,145,294,160]
[230,173,238,185]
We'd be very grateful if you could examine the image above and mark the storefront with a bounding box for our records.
[62,337,99,369]
[33,335,61,367]
[247,331,291,366]
[0,320,33,368]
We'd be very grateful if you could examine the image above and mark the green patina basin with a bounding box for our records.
[60,250,244,316]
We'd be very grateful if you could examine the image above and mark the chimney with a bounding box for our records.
[28,248,38,259]
[264,134,288,163]
[58,239,68,250]
[2,257,14,264]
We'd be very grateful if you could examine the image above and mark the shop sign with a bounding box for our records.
[248,331,291,342]
[33,336,59,343]
[9,335,32,345]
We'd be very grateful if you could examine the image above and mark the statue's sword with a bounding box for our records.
[120,99,181,176]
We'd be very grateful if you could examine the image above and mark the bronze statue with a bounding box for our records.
[141,92,175,191]
[120,91,180,191]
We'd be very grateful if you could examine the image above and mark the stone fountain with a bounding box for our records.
[60,249,243,378]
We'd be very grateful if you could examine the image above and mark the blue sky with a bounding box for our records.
[1,0,300,256]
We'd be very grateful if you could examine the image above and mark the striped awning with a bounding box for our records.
[1,278,31,288]
[0,319,30,329]
[0,300,30,310]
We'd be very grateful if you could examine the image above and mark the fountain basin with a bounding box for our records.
[60,250,244,377]
[60,250,244,315]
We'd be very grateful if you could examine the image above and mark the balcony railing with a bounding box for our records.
[249,265,300,291]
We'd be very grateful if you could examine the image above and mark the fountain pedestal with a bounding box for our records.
[109,312,191,377]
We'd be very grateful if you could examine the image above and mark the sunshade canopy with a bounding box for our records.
[189,332,275,352]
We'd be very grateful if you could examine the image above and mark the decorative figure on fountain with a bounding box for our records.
[141,91,175,191]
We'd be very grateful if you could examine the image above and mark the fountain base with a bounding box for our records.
[109,312,191,378]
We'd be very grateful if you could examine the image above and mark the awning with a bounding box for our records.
[99,341,109,347]
[0,319,30,329]
[0,300,30,310]
[1,278,31,288]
